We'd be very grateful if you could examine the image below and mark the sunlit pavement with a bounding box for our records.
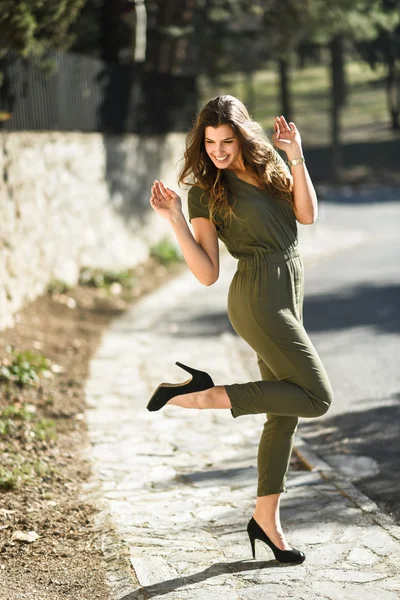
[83,191,400,600]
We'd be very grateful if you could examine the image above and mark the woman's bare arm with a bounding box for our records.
[287,159,318,225]
[150,180,219,286]
[272,116,318,225]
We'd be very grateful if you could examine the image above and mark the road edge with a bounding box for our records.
[293,437,400,542]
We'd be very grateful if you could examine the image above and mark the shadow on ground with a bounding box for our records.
[121,559,297,599]
[304,282,400,335]
[151,282,400,338]
[152,310,235,338]
[300,395,400,523]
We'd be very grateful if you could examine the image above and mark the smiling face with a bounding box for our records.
[204,124,243,170]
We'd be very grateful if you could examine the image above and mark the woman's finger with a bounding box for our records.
[155,180,168,200]
[289,121,297,132]
[158,180,168,195]
[279,115,291,131]
[165,186,178,199]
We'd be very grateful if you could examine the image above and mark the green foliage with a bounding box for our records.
[47,278,72,294]
[1,403,32,420]
[0,0,86,59]
[32,418,56,441]
[79,267,136,290]
[0,466,21,490]
[199,60,390,147]
[0,347,51,387]
[0,458,56,490]
[0,401,57,489]
[0,403,33,436]
[150,239,182,266]
[295,0,399,50]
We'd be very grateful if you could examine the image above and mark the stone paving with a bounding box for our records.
[83,223,400,600]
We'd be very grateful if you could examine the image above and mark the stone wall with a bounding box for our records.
[0,131,187,330]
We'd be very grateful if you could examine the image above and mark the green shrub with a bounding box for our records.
[150,239,182,265]
[79,267,136,290]
[47,279,71,294]
[32,418,56,441]
[0,348,50,387]
[0,404,32,436]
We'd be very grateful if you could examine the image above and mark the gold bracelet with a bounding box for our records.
[287,156,305,167]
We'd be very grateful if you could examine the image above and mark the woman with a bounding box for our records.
[148,95,333,564]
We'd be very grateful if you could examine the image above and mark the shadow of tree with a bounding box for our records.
[304,283,400,335]
[149,282,400,338]
[150,310,235,338]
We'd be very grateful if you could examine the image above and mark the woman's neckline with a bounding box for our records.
[224,168,266,192]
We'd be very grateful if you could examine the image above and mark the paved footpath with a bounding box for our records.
[82,219,400,600]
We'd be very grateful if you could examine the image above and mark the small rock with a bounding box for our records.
[110,282,122,295]
[11,530,40,543]
[66,297,77,309]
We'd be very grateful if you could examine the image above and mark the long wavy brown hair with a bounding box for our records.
[179,95,293,230]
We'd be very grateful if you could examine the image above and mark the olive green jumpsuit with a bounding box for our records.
[187,165,333,497]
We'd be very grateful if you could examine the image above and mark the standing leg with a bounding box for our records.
[253,354,298,551]
[255,354,299,497]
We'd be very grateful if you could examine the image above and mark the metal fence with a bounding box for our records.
[0,50,197,134]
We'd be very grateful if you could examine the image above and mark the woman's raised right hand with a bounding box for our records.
[150,180,182,221]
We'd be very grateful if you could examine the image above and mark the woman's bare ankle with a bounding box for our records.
[166,386,232,410]
[253,513,291,551]
[197,385,232,409]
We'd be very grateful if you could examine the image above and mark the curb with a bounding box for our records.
[293,437,400,542]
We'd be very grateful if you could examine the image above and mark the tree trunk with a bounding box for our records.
[387,57,400,130]
[102,0,115,62]
[245,71,256,115]
[329,35,347,184]
[278,57,292,121]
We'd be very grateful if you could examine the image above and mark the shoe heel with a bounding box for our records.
[247,522,256,559]
[175,361,197,376]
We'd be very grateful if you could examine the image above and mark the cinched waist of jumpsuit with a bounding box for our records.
[237,243,300,271]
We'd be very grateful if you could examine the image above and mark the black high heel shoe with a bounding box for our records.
[147,362,215,412]
[247,517,305,564]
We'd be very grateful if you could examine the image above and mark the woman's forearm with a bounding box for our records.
[290,160,318,224]
[168,212,218,286]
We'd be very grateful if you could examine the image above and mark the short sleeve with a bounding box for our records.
[187,186,210,222]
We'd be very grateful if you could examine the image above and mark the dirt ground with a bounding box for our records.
[0,258,185,600]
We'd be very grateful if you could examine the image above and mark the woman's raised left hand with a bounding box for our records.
[272,116,302,159]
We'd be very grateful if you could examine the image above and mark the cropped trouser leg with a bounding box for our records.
[256,355,298,496]
[226,253,333,495]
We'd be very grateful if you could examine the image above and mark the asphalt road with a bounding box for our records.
[299,189,400,523]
